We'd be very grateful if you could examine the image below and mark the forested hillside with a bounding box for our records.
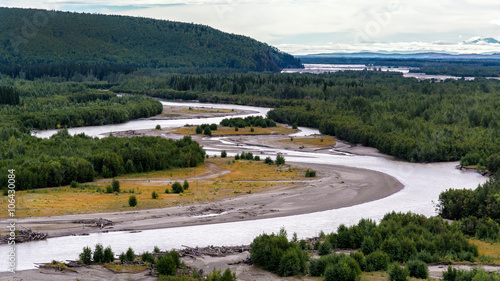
[113,71,500,171]
[0,7,302,78]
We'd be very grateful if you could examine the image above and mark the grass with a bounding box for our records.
[5,158,307,217]
[103,263,149,273]
[470,238,500,264]
[184,108,232,114]
[171,125,297,136]
[278,135,337,148]
[360,272,438,281]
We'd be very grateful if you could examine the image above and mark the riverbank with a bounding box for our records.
[10,161,402,239]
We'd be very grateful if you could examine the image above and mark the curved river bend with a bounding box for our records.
[0,101,488,271]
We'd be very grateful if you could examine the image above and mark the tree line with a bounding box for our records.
[0,130,205,190]
[438,176,500,241]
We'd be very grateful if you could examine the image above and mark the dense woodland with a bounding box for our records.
[0,7,301,75]
[0,79,205,190]
[113,71,500,171]
[250,212,487,280]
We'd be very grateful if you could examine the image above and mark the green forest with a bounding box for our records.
[249,212,500,281]
[0,7,302,77]
[0,79,205,190]
[113,71,500,172]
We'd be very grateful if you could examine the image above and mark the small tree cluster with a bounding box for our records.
[79,244,115,264]
[195,124,218,136]
[206,268,237,281]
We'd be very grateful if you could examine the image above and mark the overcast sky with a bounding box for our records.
[3,0,500,55]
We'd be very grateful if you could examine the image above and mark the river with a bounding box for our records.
[282,64,476,81]
[0,101,488,272]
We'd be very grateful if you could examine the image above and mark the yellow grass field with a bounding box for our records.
[183,108,232,114]
[5,158,306,217]
[171,125,297,136]
[279,135,337,148]
[470,239,500,264]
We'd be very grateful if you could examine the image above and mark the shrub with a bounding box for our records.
[292,123,298,129]
[195,126,203,134]
[350,251,366,271]
[105,185,113,193]
[323,255,362,281]
[165,188,170,194]
[125,159,135,173]
[172,182,183,193]
[364,250,389,272]
[152,191,159,199]
[254,155,260,161]
[246,152,254,160]
[183,180,189,190]
[305,169,316,177]
[234,127,238,131]
[155,124,161,130]
[388,262,409,281]
[70,181,79,188]
[203,127,212,136]
[361,236,375,255]
[278,248,302,277]
[103,246,114,263]
[235,154,240,160]
[250,127,254,132]
[318,241,332,256]
[79,246,92,265]
[264,157,273,165]
[119,252,126,264]
[125,247,135,262]
[156,255,176,276]
[209,123,218,130]
[206,268,237,281]
[93,244,104,263]
[154,246,161,253]
[129,195,137,207]
[112,179,120,193]
[221,150,227,158]
[141,251,155,264]
[406,260,428,279]
[250,230,307,276]
[276,153,285,166]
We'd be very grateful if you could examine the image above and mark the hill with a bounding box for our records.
[0,7,302,76]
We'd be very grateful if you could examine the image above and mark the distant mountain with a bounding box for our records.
[299,52,500,60]
[464,37,500,44]
[0,7,302,72]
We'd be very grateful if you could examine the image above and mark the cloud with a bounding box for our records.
[276,41,500,56]
[490,19,500,26]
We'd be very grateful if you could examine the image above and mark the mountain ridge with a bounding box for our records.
[0,7,302,72]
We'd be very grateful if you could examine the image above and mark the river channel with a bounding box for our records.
[0,101,488,272]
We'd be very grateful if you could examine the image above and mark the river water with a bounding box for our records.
[282,64,475,81]
[0,101,488,272]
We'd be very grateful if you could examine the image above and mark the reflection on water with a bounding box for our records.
[1,101,488,272]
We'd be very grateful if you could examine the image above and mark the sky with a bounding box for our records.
[3,0,500,55]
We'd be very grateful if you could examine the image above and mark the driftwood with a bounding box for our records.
[0,229,48,244]
[178,245,250,258]
[73,218,114,229]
